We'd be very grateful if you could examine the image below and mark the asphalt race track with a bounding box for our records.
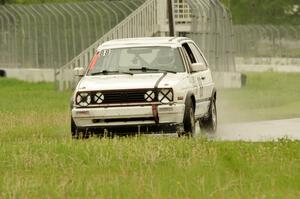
[215,118,300,141]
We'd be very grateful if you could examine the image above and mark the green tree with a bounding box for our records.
[221,0,300,25]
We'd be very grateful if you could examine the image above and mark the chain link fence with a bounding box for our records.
[234,25,300,58]
[187,0,235,72]
[0,0,145,69]
[55,0,159,90]
[0,0,240,89]
[0,0,236,73]
[2,1,299,72]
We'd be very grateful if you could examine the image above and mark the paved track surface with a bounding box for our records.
[215,118,300,141]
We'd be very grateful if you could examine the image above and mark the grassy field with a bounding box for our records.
[0,73,300,198]
[218,72,300,123]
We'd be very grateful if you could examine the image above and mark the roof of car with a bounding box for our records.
[98,37,191,50]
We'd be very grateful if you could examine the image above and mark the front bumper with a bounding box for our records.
[72,103,185,128]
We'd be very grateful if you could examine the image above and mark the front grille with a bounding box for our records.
[104,92,144,103]
[95,89,155,104]
[75,89,158,107]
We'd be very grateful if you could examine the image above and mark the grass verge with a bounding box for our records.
[1,138,299,198]
[218,72,300,123]
[0,73,300,198]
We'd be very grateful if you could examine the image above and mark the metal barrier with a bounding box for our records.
[0,0,145,69]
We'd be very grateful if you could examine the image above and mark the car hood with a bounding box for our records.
[77,73,185,91]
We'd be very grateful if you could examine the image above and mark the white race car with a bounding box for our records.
[71,37,217,138]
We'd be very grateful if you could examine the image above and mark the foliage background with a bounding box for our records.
[221,0,300,25]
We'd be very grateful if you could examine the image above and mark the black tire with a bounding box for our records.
[71,117,90,139]
[181,99,196,137]
[200,98,217,133]
[71,117,77,136]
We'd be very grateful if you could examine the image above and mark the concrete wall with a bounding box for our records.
[237,65,300,73]
[0,68,242,89]
[212,72,242,88]
[235,57,300,73]
[236,57,300,66]
[0,68,55,82]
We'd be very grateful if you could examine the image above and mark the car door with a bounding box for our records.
[181,42,211,117]
[187,42,214,102]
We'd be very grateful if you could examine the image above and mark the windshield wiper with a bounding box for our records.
[119,71,134,75]
[160,69,177,74]
[91,70,133,76]
[129,67,177,74]
[129,67,159,72]
[91,70,118,76]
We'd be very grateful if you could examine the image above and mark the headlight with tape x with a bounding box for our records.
[94,92,104,104]
[158,88,173,103]
[144,90,155,102]
[76,92,92,107]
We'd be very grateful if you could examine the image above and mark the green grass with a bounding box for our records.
[219,72,300,123]
[0,73,300,198]
[0,79,71,140]
[1,138,299,198]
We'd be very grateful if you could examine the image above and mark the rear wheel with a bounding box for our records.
[200,98,217,133]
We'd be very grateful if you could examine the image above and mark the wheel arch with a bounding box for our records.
[211,87,217,101]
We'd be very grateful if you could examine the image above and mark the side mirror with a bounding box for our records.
[191,63,206,72]
[74,67,85,77]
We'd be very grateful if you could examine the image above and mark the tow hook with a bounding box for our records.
[152,104,159,124]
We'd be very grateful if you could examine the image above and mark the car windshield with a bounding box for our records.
[87,46,185,75]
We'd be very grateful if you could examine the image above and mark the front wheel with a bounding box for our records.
[71,117,90,139]
[200,98,217,133]
[180,99,196,137]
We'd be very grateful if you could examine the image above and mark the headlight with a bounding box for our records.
[144,90,155,102]
[94,92,104,104]
[76,92,91,107]
[158,88,173,103]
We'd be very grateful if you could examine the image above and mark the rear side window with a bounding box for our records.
[182,43,197,64]
[187,43,207,67]
[182,42,207,68]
